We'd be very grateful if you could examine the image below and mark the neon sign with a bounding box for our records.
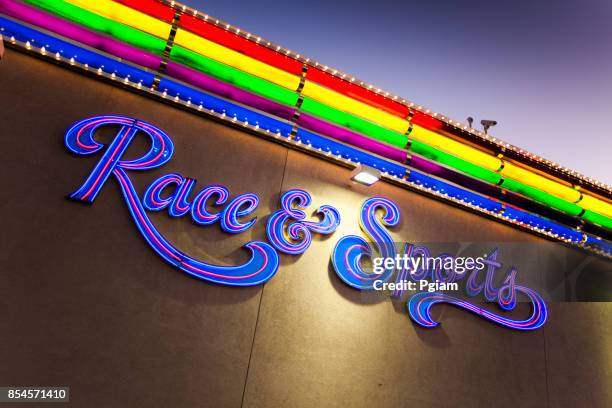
[66,115,547,330]
[66,115,338,286]
[331,197,548,330]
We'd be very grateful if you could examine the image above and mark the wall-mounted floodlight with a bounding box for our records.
[350,164,381,186]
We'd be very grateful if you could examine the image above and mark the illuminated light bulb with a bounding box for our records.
[69,57,75,65]
[84,63,88,69]
[10,36,15,43]
[97,67,102,74]
[25,41,31,49]
[162,90,167,98]
[40,46,46,55]
[55,52,60,60]
[111,72,116,79]
[137,81,142,89]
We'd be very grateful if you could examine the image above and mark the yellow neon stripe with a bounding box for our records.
[410,125,502,171]
[173,30,300,91]
[64,0,171,39]
[578,194,612,218]
[501,162,580,202]
[301,82,410,134]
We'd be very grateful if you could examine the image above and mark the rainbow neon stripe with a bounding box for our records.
[1,1,611,256]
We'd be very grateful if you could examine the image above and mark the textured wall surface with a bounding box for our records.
[0,48,610,408]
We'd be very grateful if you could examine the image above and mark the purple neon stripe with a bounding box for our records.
[164,61,295,121]
[297,114,408,163]
[0,0,162,70]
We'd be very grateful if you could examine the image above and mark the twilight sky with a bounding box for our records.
[182,0,611,184]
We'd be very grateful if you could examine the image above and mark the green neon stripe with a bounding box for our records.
[410,140,502,184]
[169,46,299,106]
[24,0,166,54]
[582,210,612,229]
[501,178,583,216]
[300,97,409,148]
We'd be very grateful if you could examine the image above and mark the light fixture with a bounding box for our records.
[481,119,498,134]
[351,164,381,186]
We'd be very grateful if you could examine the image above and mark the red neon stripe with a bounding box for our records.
[113,0,175,22]
[178,14,304,75]
[411,111,445,131]
[305,67,410,118]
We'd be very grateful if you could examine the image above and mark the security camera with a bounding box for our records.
[480,119,498,134]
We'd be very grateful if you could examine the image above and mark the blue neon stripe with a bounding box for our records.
[503,206,583,241]
[408,170,504,213]
[157,78,293,137]
[584,235,612,254]
[0,16,155,86]
[295,129,408,178]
